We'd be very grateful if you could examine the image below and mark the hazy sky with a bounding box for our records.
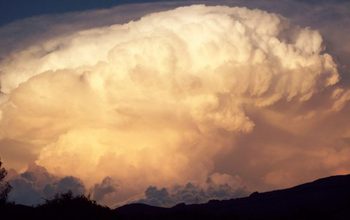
[0,0,350,207]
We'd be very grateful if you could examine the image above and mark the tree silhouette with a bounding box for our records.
[0,158,11,204]
[37,191,113,219]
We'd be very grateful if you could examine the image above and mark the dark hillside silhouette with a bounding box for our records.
[114,174,350,220]
[1,168,350,220]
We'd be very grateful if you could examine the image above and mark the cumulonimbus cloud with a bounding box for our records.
[0,4,349,207]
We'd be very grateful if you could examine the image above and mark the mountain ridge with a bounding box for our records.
[114,174,350,219]
[1,174,350,219]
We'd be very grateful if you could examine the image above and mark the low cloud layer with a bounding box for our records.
[7,164,85,206]
[137,173,248,207]
[0,2,350,207]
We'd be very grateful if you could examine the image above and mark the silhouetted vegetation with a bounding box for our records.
[0,158,11,204]
[1,190,114,220]
[37,191,113,220]
[1,158,350,220]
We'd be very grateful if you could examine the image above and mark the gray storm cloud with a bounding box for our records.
[136,173,248,207]
[7,164,85,206]
[0,3,349,207]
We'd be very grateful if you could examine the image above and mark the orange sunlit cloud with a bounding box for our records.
[0,4,350,206]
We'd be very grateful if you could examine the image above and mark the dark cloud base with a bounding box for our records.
[136,182,248,207]
[6,164,248,207]
[7,164,85,206]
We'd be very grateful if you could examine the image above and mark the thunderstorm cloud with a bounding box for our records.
[0,2,350,207]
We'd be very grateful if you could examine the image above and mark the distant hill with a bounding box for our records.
[114,174,350,220]
[1,174,350,219]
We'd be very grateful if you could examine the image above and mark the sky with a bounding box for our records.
[0,0,350,207]
[0,0,171,26]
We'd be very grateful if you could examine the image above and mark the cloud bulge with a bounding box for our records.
[0,3,349,207]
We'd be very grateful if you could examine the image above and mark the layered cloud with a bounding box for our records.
[0,2,349,207]
[7,164,85,206]
[137,173,248,207]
